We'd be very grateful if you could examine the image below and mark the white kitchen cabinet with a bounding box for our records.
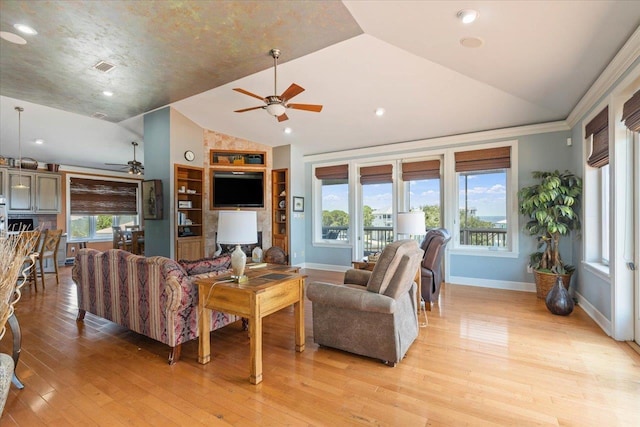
[35,174,61,213]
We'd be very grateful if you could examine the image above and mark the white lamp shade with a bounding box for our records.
[265,103,286,117]
[217,210,258,244]
[397,211,425,235]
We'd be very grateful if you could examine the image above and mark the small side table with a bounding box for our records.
[351,260,422,316]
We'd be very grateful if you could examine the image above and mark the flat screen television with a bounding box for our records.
[212,171,264,208]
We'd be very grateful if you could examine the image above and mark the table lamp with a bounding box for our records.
[397,211,426,239]
[217,210,258,283]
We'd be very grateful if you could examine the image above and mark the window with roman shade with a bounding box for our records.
[454,147,511,172]
[360,164,393,184]
[622,90,640,132]
[401,159,440,181]
[585,106,609,168]
[70,178,138,215]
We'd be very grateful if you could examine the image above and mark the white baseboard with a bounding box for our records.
[448,275,536,293]
[574,291,612,336]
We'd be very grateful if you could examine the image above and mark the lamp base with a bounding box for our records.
[230,244,247,283]
[233,275,249,283]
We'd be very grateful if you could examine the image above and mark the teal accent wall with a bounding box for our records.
[143,107,171,257]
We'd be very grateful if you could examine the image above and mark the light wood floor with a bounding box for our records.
[1,267,639,426]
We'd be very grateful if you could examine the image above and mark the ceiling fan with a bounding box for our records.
[233,48,323,122]
[105,141,144,175]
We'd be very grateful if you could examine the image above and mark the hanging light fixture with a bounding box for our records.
[12,106,29,189]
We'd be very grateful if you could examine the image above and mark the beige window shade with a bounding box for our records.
[360,164,393,185]
[401,160,441,181]
[622,90,640,132]
[70,178,138,215]
[315,164,348,180]
[585,106,609,168]
[454,147,511,172]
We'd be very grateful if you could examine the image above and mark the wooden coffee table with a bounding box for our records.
[195,265,305,384]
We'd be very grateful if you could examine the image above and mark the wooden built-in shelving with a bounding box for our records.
[175,164,204,260]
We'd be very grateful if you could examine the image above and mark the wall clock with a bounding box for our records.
[184,150,195,162]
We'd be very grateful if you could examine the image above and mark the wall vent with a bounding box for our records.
[92,112,108,119]
[92,60,116,73]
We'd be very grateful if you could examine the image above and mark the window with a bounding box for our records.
[455,147,511,249]
[315,165,350,243]
[68,176,139,241]
[584,107,610,268]
[600,164,610,265]
[70,214,138,240]
[360,164,394,256]
[402,159,441,228]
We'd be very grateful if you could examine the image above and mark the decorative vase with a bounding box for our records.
[545,275,574,316]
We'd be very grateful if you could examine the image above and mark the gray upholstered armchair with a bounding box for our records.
[307,240,424,366]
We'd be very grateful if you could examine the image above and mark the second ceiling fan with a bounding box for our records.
[233,48,323,122]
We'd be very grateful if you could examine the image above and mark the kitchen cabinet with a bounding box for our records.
[5,169,61,214]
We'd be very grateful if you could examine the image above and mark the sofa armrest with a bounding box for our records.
[307,281,395,314]
[343,269,370,286]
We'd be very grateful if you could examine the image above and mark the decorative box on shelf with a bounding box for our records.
[178,200,193,209]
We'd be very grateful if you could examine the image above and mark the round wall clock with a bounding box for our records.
[184,150,195,162]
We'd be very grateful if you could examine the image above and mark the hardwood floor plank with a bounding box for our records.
[1,266,639,426]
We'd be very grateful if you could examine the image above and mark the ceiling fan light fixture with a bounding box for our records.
[13,23,37,35]
[266,103,286,117]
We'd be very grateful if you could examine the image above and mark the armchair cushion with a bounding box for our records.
[366,240,419,295]
[306,281,395,314]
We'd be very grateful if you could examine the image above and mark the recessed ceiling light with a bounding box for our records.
[284,127,292,134]
[457,9,478,24]
[13,24,37,35]
[35,139,44,145]
[460,37,484,48]
[103,90,113,97]
[375,108,385,117]
[0,31,27,45]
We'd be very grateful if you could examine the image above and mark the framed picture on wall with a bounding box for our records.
[293,196,304,212]
[143,179,163,220]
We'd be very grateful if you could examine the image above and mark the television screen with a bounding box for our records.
[213,171,264,208]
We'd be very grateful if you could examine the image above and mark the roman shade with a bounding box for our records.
[360,164,393,185]
[315,164,348,180]
[70,178,138,215]
[454,147,511,172]
[401,160,440,181]
[585,106,609,168]
[622,90,640,132]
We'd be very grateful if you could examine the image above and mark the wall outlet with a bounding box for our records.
[300,250,304,257]
[526,264,533,274]
[71,246,76,253]
[293,252,297,259]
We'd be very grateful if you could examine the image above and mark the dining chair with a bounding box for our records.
[18,230,42,291]
[131,230,144,255]
[37,229,63,286]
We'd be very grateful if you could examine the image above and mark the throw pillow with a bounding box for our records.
[178,253,231,276]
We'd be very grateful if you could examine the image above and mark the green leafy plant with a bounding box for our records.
[518,170,582,274]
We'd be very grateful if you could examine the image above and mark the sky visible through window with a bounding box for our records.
[322,173,506,221]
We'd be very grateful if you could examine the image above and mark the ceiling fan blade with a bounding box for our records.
[287,103,323,112]
[105,163,128,167]
[280,83,305,102]
[234,106,265,113]
[233,88,266,101]
[277,113,289,122]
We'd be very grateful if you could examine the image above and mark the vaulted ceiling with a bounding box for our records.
[0,1,639,171]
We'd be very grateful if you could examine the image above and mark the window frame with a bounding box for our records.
[66,173,142,243]
[449,141,519,257]
[312,164,352,247]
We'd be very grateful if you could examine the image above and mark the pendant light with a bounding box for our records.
[12,106,29,189]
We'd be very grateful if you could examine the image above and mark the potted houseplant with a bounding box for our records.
[518,170,582,298]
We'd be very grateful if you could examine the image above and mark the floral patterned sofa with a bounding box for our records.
[72,248,237,364]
